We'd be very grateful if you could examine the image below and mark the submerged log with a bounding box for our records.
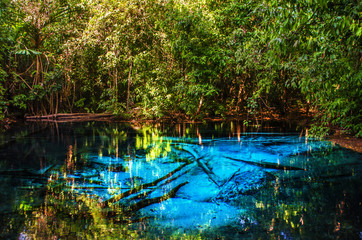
[225,156,306,171]
[126,181,189,213]
[65,186,111,190]
[104,162,192,205]
[173,144,223,187]
[196,158,222,187]
[37,164,55,175]
[0,165,54,177]
[106,195,179,224]
[172,144,200,159]
[126,166,193,203]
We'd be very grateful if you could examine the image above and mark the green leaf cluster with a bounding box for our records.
[0,0,360,136]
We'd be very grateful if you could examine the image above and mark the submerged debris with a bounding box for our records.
[104,162,194,205]
[225,156,306,171]
[213,169,276,204]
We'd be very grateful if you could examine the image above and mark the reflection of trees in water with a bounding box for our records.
[246,163,362,239]
[0,122,198,239]
[1,122,361,239]
[18,192,136,239]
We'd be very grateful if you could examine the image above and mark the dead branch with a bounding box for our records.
[225,156,306,171]
[126,181,189,213]
[172,144,222,187]
[104,162,192,205]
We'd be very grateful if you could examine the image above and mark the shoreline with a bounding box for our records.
[328,134,362,153]
[2,113,361,153]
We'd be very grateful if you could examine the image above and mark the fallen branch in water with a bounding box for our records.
[225,156,306,171]
[105,182,189,223]
[126,166,193,203]
[195,158,222,187]
[65,186,112,190]
[104,162,192,205]
[0,165,54,177]
[126,181,189,213]
[172,144,200,159]
[173,144,222,187]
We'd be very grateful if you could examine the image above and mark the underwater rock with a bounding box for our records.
[176,171,220,201]
[213,169,275,203]
[140,198,242,230]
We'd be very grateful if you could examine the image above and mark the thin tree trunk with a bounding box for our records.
[50,93,53,114]
[126,58,133,111]
[237,77,243,112]
[115,68,118,102]
[55,92,58,115]
[194,95,204,117]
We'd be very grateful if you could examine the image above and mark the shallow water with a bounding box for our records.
[0,121,361,239]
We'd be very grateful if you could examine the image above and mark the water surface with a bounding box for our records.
[0,121,361,239]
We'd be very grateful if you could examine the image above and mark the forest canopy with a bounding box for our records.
[0,0,361,137]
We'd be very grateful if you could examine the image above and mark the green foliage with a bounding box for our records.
[0,0,12,120]
[233,0,361,136]
[0,0,360,136]
[0,70,7,120]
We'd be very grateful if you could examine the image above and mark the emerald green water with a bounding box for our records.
[0,122,361,239]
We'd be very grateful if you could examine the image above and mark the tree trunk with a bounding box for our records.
[126,59,133,112]
[194,95,204,117]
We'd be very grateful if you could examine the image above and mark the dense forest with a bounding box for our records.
[0,0,361,136]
